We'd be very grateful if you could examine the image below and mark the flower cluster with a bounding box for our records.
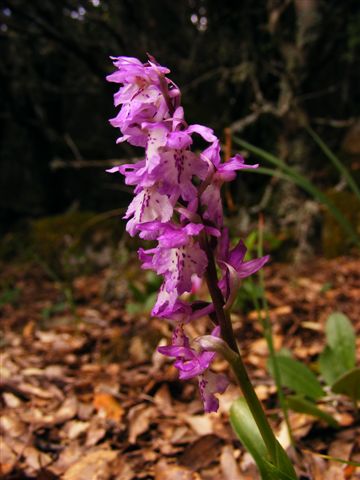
[107,56,268,412]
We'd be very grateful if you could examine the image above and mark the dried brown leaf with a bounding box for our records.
[182,415,213,436]
[306,454,327,480]
[22,446,52,472]
[41,396,78,426]
[220,445,243,480]
[62,449,118,480]
[2,392,22,407]
[324,465,346,480]
[85,418,107,447]
[153,384,173,415]
[128,405,156,444]
[155,460,202,480]
[0,436,17,475]
[0,413,27,437]
[49,441,84,475]
[179,434,221,470]
[65,420,90,440]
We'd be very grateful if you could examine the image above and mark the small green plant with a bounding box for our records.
[266,311,359,428]
[267,352,338,428]
[319,312,360,410]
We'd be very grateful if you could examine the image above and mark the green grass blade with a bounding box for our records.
[233,136,360,246]
[306,125,360,201]
[302,450,360,468]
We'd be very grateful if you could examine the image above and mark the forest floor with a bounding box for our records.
[1,255,360,480]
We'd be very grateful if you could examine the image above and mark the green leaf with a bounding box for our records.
[331,367,360,401]
[287,395,338,428]
[230,398,297,480]
[268,355,325,400]
[277,348,293,358]
[230,398,269,468]
[125,302,142,314]
[318,346,345,386]
[143,292,158,311]
[325,312,356,372]
[245,230,258,254]
[128,283,147,302]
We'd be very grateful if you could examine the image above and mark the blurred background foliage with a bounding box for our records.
[1,0,359,268]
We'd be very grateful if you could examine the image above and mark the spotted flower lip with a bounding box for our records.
[124,187,174,237]
[107,55,268,412]
[138,231,207,296]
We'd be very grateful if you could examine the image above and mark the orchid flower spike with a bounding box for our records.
[107,55,268,412]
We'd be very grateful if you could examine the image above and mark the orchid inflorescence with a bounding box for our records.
[107,55,269,412]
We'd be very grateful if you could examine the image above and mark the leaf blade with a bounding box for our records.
[325,312,356,372]
[318,346,344,386]
[331,367,360,401]
[286,395,338,428]
[268,355,325,400]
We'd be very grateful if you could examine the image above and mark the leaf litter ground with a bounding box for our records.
[0,256,359,479]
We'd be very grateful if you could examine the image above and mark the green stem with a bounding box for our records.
[200,234,290,465]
